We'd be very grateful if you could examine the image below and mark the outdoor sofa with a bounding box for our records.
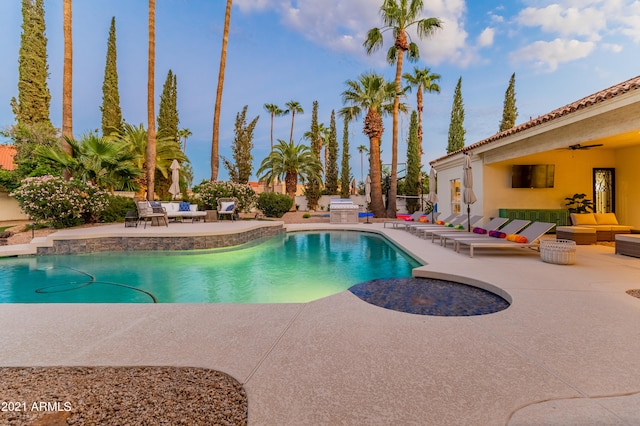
[566,213,631,241]
[160,202,207,222]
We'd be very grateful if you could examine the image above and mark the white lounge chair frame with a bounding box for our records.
[455,221,556,257]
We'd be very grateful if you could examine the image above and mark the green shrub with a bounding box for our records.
[256,192,293,218]
[302,213,311,219]
[99,195,136,223]
[11,175,109,228]
[193,180,256,212]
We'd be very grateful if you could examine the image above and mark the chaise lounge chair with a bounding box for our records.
[438,219,530,248]
[407,214,463,235]
[430,216,509,245]
[384,210,426,228]
[455,221,556,257]
[416,215,484,239]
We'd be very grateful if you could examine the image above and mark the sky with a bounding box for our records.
[1,0,640,186]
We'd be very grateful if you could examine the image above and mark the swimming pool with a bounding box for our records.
[0,231,420,303]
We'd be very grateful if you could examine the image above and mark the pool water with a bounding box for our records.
[0,231,420,304]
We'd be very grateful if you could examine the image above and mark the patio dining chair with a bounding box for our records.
[217,197,239,221]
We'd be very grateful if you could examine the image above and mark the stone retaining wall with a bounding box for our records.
[36,224,284,255]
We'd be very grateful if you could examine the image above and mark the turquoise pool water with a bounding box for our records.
[0,231,420,304]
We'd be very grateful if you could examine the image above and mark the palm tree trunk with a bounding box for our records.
[386,47,405,218]
[61,0,73,169]
[269,112,274,151]
[417,86,423,154]
[368,135,385,217]
[146,0,157,201]
[285,171,297,211]
[211,0,232,181]
[289,111,295,144]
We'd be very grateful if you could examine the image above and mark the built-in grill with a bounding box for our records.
[329,199,360,224]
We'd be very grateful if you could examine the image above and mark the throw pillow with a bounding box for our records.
[570,213,597,226]
[473,227,487,234]
[179,202,191,212]
[220,202,234,212]
[594,213,618,225]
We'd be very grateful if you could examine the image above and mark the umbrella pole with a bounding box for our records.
[467,204,471,232]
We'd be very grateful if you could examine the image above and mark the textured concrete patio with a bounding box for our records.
[1,220,639,424]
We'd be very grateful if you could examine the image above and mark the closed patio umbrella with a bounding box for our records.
[462,153,477,232]
[364,175,372,223]
[427,168,438,223]
[169,159,181,200]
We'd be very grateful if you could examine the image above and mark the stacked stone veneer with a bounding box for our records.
[37,224,284,255]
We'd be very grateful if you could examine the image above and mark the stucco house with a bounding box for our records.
[0,144,28,222]
[430,75,640,231]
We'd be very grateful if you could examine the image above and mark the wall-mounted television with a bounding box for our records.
[511,164,555,188]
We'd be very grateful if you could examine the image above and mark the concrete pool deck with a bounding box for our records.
[1,220,640,424]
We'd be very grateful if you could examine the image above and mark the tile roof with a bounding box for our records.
[0,145,17,171]
[431,74,640,164]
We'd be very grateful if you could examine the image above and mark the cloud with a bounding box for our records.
[477,27,495,47]
[516,4,606,41]
[235,0,478,67]
[602,43,624,53]
[510,39,595,72]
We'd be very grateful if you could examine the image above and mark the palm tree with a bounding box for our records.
[283,100,304,144]
[403,66,440,153]
[364,0,442,217]
[146,0,157,201]
[263,103,283,151]
[61,0,73,161]
[178,128,192,152]
[36,134,141,192]
[341,72,396,217]
[257,139,322,207]
[211,0,233,181]
[357,144,368,185]
[112,123,187,196]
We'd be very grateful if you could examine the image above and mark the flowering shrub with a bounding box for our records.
[194,181,256,212]
[11,175,110,228]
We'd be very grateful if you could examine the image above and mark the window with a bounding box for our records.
[450,179,461,214]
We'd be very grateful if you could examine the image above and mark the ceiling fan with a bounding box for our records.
[567,143,603,150]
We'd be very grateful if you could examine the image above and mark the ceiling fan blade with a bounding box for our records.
[568,143,604,150]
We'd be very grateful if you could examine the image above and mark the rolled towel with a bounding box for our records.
[473,227,487,234]
[506,234,528,243]
[436,220,445,225]
[445,222,453,227]
[418,217,429,223]
[454,224,465,230]
[489,230,507,238]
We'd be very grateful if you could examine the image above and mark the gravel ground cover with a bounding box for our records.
[0,367,247,426]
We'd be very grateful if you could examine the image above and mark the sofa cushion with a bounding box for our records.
[571,213,597,226]
[179,201,191,212]
[594,212,618,225]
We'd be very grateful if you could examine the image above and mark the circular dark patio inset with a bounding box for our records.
[349,277,509,316]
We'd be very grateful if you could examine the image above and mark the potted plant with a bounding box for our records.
[564,193,594,213]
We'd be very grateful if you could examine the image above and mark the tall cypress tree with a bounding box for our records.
[339,116,351,198]
[11,0,51,127]
[447,77,465,153]
[222,105,258,184]
[405,111,420,213]
[157,70,179,142]
[325,110,339,193]
[304,100,322,209]
[499,72,518,132]
[100,17,123,136]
